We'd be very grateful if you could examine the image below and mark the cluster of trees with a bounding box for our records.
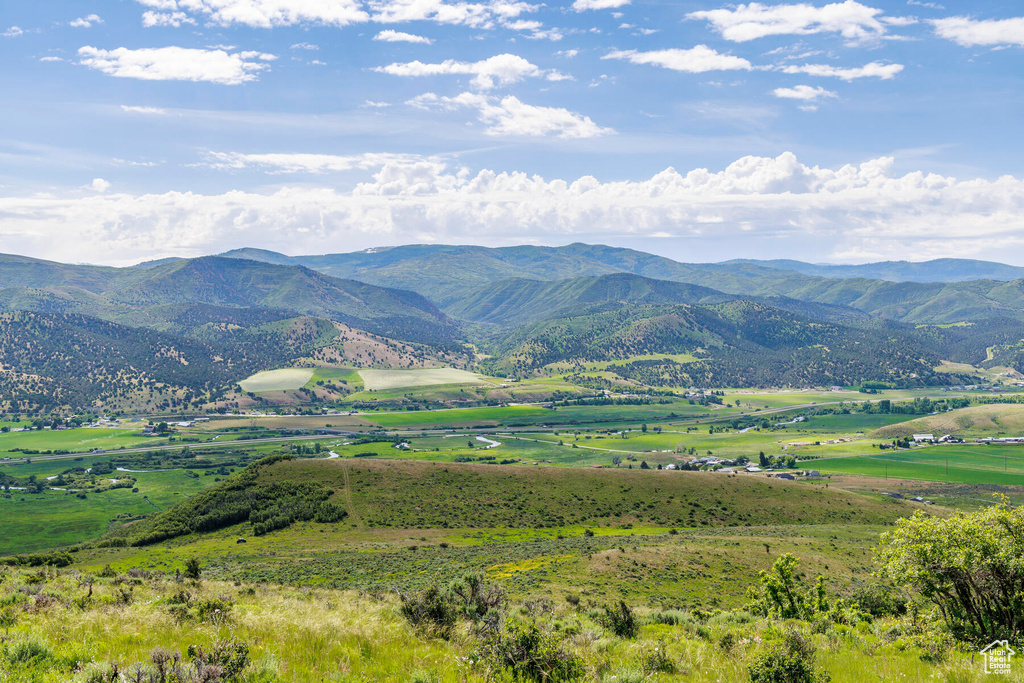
[112,455,346,546]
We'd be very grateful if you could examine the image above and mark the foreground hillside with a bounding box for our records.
[0,566,991,683]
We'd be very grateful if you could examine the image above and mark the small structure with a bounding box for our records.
[775,473,796,480]
[912,434,935,443]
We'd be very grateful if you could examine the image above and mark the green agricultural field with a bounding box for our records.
[815,444,1024,486]
[0,468,217,555]
[0,427,159,455]
[306,366,363,389]
[358,367,489,390]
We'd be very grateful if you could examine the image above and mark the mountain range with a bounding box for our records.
[2,243,1023,412]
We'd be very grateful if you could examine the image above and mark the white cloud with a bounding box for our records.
[290,42,318,50]
[363,100,391,107]
[557,49,579,58]
[121,105,170,114]
[70,14,104,28]
[781,61,903,80]
[573,0,630,10]
[374,29,433,44]
[366,0,536,29]
[688,1,893,44]
[604,46,752,73]
[6,153,1024,265]
[134,0,368,28]
[504,20,563,40]
[90,178,111,193]
[376,53,564,90]
[773,84,837,100]
[200,151,428,173]
[2,26,24,38]
[78,46,273,85]
[931,16,1024,47]
[142,11,197,26]
[134,0,536,29]
[408,92,612,138]
[39,56,64,63]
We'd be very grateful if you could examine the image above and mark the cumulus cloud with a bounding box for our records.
[70,14,103,28]
[2,26,24,38]
[5,153,1024,265]
[134,0,368,28]
[374,29,433,44]
[376,53,565,90]
[573,0,630,11]
[365,0,535,29]
[121,105,170,114]
[90,178,111,193]
[200,151,429,173]
[931,16,1024,47]
[773,84,837,100]
[132,0,536,29]
[142,11,197,26]
[78,46,274,85]
[781,61,903,80]
[688,1,897,44]
[408,92,611,138]
[290,42,318,50]
[603,46,752,73]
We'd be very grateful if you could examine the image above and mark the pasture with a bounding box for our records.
[358,367,488,390]
[237,368,315,393]
[0,468,217,555]
[815,444,1024,486]
[0,427,157,454]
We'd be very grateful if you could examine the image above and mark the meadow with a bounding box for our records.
[0,564,1003,683]
[0,427,162,454]
[0,469,217,555]
[815,444,1024,486]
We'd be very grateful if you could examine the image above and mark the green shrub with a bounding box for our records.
[879,503,1024,643]
[480,618,585,682]
[748,631,830,683]
[649,609,694,627]
[603,600,639,639]
[399,586,459,639]
[5,637,52,666]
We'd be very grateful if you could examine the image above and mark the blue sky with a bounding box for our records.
[1,0,1023,265]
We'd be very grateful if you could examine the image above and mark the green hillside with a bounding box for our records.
[0,255,459,346]
[220,244,1024,324]
[0,311,259,413]
[729,257,1024,283]
[106,456,899,548]
[488,300,976,388]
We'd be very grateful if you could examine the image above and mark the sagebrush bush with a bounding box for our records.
[602,600,639,639]
[480,618,585,683]
[748,631,830,683]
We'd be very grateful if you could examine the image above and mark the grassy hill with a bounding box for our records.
[107,456,900,549]
[872,404,1024,439]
